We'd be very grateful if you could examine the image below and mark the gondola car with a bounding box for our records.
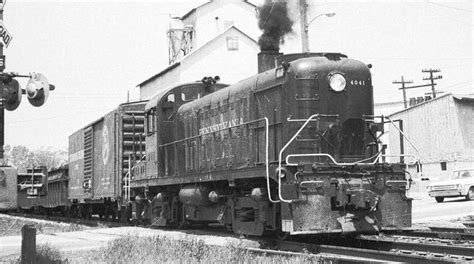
[17,166,69,215]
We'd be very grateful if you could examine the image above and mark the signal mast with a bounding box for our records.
[0,1,55,164]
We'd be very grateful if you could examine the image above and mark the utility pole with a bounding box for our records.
[422,68,442,98]
[393,76,413,109]
[299,0,309,53]
[0,0,5,164]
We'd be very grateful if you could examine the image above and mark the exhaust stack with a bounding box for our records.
[258,50,282,73]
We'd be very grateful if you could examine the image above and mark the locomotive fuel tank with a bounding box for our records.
[179,185,212,206]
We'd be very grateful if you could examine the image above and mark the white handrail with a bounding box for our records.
[261,117,279,203]
[127,155,131,202]
[278,114,322,203]
[276,114,420,203]
[285,153,419,170]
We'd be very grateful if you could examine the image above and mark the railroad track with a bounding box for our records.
[260,239,474,263]
[4,212,474,262]
[382,228,474,241]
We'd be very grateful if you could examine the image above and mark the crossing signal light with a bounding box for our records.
[25,73,54,107]
[2,78,22,111]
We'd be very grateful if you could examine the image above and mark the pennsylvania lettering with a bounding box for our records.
[199,118,243,135]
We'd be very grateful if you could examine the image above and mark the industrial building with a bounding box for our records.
[138,0,260,100]
[388,93,474,182]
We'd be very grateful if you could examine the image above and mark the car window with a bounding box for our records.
[452,170,473,179]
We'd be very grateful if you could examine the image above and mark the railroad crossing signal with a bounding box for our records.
[0,72,55,110]
[1,77,21,110]
[25,73,55,107]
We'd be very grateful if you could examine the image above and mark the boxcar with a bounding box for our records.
[68,100,146,219]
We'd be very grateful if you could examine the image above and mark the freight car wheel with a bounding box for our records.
[466,187,474,201]
[435,197,444,203]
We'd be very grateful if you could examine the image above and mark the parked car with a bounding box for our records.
[427,169,474,203]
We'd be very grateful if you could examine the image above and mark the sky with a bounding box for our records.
[3,0,473,152]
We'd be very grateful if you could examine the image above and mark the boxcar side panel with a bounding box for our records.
[93,111,117,198]
[68,130,88,200]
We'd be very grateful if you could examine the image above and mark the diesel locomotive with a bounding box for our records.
[1,52,414,238]
[130,52,413,237]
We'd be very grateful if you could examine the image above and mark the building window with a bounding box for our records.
[440,162,447,171]
[226,36,238,51]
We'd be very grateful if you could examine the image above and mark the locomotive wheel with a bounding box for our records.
[466,187,474,201]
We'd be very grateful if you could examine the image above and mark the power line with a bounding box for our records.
[422,68,443,98]
[427,1,473,13]
[393,76,413,109]
[441,80,472,92]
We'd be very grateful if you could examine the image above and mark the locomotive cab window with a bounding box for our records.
[146,108,156,134]
[162,93,176,121]
[182,86,201,102]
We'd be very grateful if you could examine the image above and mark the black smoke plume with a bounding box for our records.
[258,0,294,51]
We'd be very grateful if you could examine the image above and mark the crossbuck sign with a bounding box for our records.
[0,21,12,48]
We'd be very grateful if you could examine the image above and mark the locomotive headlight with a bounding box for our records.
[328,73,346,92]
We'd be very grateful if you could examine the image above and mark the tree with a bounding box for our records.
[5,145,33,172]
[4,145,67,172]
[32,146,67,169]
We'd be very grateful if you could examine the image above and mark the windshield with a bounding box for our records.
[452,170,473,179]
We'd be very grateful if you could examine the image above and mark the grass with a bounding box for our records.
[93,235,322,264]
[0,214,92,237]
[5,237,322,263]
[5,244,66,264]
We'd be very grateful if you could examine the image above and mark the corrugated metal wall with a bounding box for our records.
[388,95,474,181]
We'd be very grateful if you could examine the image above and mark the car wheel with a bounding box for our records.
[435,197,444,203]
[466,187,474,201]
